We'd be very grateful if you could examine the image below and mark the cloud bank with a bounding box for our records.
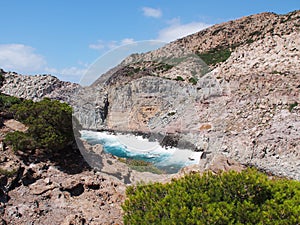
[0,44,86,83]
[0,44,46,73]
[89,38,136,51]
[157,18,211,42]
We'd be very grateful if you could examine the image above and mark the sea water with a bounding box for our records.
[80,130,201,173]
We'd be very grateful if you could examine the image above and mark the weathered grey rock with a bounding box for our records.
[0,73,79,103]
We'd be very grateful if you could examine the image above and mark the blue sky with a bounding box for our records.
[0,0,299,83]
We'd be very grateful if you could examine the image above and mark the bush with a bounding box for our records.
[289,102,298,112]
[122,168,300,224]
[5,98,74,152]
[0,94,21,110]
[0,168,17,177]
[0,73,4,87]
[118,158,164,174]
[188,77,198,85]
[197,48,231,66]
[175,76,184,81]
[5,131,36,152]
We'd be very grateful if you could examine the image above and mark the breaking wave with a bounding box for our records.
[80,130,201,173]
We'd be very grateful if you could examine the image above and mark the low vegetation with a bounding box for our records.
[188,77,198,85]
[0,93,21,110]
[118,158,164,174]
[0,168,17,177]
[0,73,4,87]
[175,76,184,81]
[122,168,300,224]
[4,98,74,153]
[289,101,298,112]
[197,47,232,66]
[157,63,173,71]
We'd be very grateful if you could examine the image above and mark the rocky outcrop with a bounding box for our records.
[203,31,300,180]
[0,11,299,182]
[76,30,300,180]
[0,123,169,225]
[0,72,79,103]
[1,162,126,225]
[123,10,300,64]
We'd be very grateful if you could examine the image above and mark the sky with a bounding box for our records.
[0,0,299,83]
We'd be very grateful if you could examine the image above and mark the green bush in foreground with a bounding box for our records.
[122,168,300,225]
[5,98,73,153]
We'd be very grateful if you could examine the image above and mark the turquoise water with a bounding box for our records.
[80,130,201,173]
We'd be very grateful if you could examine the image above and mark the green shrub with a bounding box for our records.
[0,168,17,177]
[122,168,300,225]
[188,77,198,85]
[161,63,173,71]
[0,94,21,110]
[175,76,184,81]
[5,131,36,152]
[197,48,231,66]
[5,98,74,152]
[289,102,298,112]
[0,73,4,87]
[118,158,164,174]
[167,112,176,116]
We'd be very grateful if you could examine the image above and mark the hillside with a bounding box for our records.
[0,10,299,224]
[1,10,299,180]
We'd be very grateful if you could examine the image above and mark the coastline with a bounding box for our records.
[79,129,203,174]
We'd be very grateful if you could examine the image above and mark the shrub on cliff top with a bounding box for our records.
[5,98,73,152]
[122,168,300,225]
[0,93,21,110]
[0,74,4,87]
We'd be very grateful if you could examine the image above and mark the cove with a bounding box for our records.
[80,130,201,174]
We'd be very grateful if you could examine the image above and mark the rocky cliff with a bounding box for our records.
[74,11,300,180]
[0,11,299,180]
[0,69,79,103]
[1,10,300,224]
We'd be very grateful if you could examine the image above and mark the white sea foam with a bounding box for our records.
[80,130,200,172]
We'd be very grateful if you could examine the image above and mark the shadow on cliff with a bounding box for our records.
[18,143,92,175]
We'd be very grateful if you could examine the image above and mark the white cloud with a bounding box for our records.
[142,7,162,18]
[157,18,211,42]
[0,44,46,73]
[0,43,87,83]
[89,38,136,51]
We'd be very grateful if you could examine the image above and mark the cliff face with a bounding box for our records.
[1,11,299,180]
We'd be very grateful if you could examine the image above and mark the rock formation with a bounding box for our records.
[0,10,299,224]
[1,10,299,180]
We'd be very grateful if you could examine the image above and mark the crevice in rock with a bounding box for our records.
[21,168,37,186]
[7,166,24,191]
[87,184,100,190]
[62,183,84,197]
[101,95,109,123]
